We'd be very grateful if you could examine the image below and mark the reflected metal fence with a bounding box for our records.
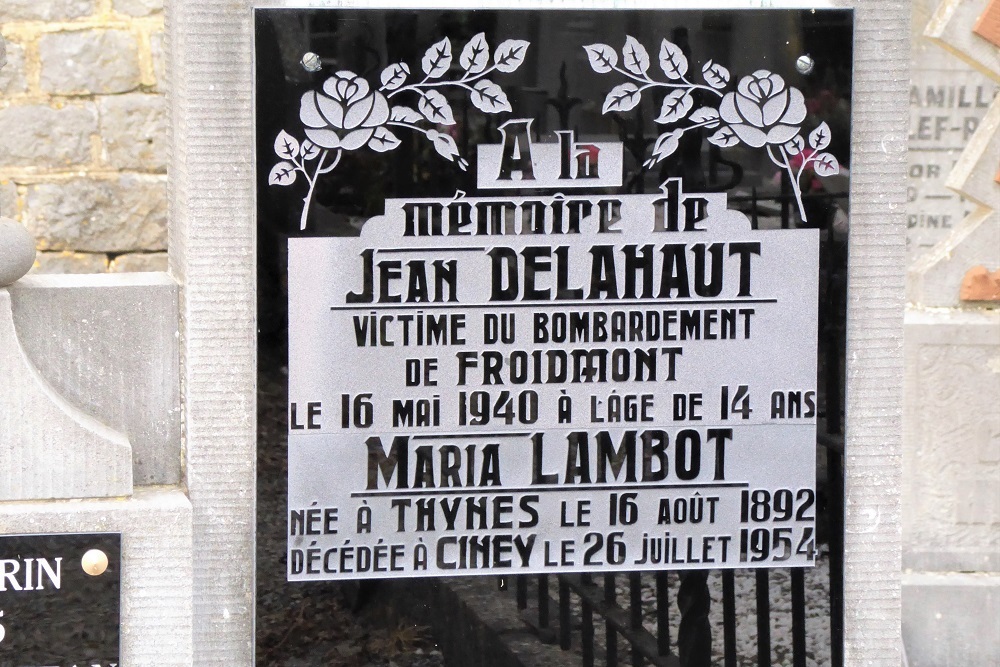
[498,190,847,667]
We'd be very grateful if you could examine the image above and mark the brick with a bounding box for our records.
[40,30,140,95]
[0,39,28,96]
[0,0,94,22]
[959,265,1000,302]
[30,251,108,274]
[98,94,166,171]
[110,252,168,272]
[113,0,163,17]
[0,104,97,168]
[24,176,166,252]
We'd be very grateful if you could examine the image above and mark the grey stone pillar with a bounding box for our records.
[165,0,256,663]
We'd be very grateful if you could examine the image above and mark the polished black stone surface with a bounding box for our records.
[256,8,853,664]
[0,533,120,667]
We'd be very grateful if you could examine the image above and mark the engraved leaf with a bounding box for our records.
[701,60,730,89]
[707,126,739,148]
[368,126,401,152]
[300,139,320,160]
[812,152,840,177]
[655,90,694,124]
[427,130,467,170]
[418,90,455,125]
[658,39,688,80]
[784,135,805,156]
[622,36,650,76]
[584,43,618,73]
[644,130,681,167]
[690,106,721,128]
[274,130,299,159]
[470,79,512,113]
[422,37,452,78]
[494,39,529,73]
[460,32,490,75]
[808,122,832,151]
[602,82,641,114]
[390,106,423,123]
[380,62,410,91]
[268,161,297,186]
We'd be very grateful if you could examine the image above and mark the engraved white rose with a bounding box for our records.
[299,70,391,150]
[718,70,806,148]
[274,36,528,230]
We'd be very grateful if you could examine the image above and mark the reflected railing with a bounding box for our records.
[497,191,847,667]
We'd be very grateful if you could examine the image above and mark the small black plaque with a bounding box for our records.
[0,533,120,667]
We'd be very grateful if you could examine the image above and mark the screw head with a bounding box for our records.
[81,549,109,576]
[796,55,815,75]
[301,52,322,73]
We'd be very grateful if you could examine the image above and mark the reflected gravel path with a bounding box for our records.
[257,352,445,667]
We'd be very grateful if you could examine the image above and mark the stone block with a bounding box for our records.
[114,0,163,17]
[0,289,132,500]
[902,573,1000,667]
[40,30,140,95]
[24,175,167,253]
[150,30,165,91]
[10,273,182,485]
[955,479,1000,526]
[908,208,1000,307]
[30,251,108,274]
[0,38,28,96]
[0,488,193,665]
[0,180,17,219]
[0,104,97,169]
[109,252,168,272]
[0,0,94,22]
[99,94,167,172]
[903,308,1000,572]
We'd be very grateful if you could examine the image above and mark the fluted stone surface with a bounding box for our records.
[0,288,133,501]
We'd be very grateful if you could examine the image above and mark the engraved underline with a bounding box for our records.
[376,247,487,253]
[287,422,819,439]
[330,298,778,312]
[411,432,531,440]
[351,481,750,498]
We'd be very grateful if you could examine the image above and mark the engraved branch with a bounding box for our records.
[586,37,840,222]
[270,34,528,230]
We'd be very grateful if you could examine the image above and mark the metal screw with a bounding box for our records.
[795,55,815,75]
[301,52,323,73]
[81,548,109,576]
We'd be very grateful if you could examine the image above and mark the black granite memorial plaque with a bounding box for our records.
[256,8,852,664]
[0,533,120,667]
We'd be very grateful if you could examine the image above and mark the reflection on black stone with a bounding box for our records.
[0,533,120,666]
[257,7,851,665]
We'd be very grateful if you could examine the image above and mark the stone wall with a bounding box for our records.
[902,2,1000,665]
[0,0,167,273]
